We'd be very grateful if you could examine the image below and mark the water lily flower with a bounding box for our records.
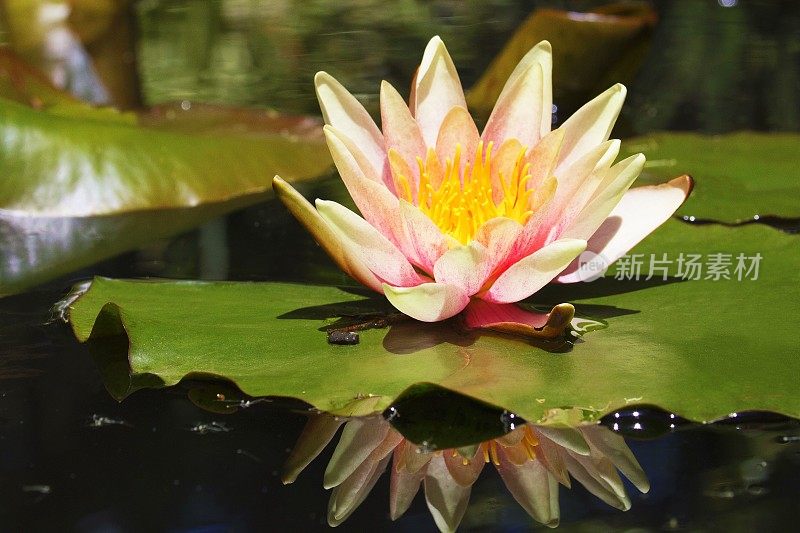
[273,36,691,333]
[283,415,649,531]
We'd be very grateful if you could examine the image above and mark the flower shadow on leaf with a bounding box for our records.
[277,292,640,356]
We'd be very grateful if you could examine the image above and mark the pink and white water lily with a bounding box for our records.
[273,36,691,333]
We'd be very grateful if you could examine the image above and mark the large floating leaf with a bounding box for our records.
[67,219,800,424]
[623,132,800,223]
[0,52,333,294]
[0,97,330,216]
[466,3,656,120]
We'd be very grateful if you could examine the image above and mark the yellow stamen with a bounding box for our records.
[390,141,536,244]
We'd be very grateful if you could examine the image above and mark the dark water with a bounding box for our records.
[2,0,800,531]
[1,289,799,531]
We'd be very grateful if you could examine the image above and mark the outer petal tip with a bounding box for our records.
[383,282,470,322]
[672,173,694,196]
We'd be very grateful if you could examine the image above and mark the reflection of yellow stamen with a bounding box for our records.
[524,426,539,447]
[489,441,500,466]
[390,141,536,244]
[524,426,538,461]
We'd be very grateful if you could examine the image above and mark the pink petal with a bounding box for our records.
[324,417,389,489]
[273,176,383,292]
[383,282,470,322]
[316,199,425,288]
[396,439,433,474]
[463,300,575,340]
[435,105,480,177]
[495,40,553,139]
[315,72,386,179]
[424,454,471,533]
[489,138,525,204]
[381,81,426,191]
[324,126,402,242]
[512,140,618,261]
[483,239,587,303]
[495,427,526,447]
[433,241,491,296]
[397,200,449,274]
[443,446,486,487]
[389,449,426,520]
[558,175,692,283]
[495,447,560,527]
[414,36,468,146]
[474,217,524,279]
[525,127,565,192]
[556,83,626,172]
[482,62,544,149]
[283,414,343,484]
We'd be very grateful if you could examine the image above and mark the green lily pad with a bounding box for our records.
[0,55,333,295]
[66,218,800,424]
[622,132,800,223]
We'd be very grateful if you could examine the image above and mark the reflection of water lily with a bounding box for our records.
[273,36,690,331]
[283,416,648,531]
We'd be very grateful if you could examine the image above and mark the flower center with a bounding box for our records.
[392,141,535,244]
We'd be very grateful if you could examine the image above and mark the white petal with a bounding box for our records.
[424,454,471,533]
[497,40,553,138]
[534,426,591,456]
[273,176,383,292]
[283,414,343,484]
[558,153,646,242]
[562,452,630,511]
[383,282,470,322]
[433,241,490,296]
[580,425,650,493]
[415,36,468,146]
[327,455,391,526]
[558,175,692,283]
[557,84,626,171]
[316,199,424,287]
[390,449,426,520]
[315,71,386,177]
[324,126,401,241]
[324,417,389,489]
[495,448,560,527]
[482,62,544,149]
[484,239,587,303]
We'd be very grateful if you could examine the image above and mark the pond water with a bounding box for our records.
[1,0,800,531]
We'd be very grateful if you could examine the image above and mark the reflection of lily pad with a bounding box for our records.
[67,219,800,424]
[622,132,800,222]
